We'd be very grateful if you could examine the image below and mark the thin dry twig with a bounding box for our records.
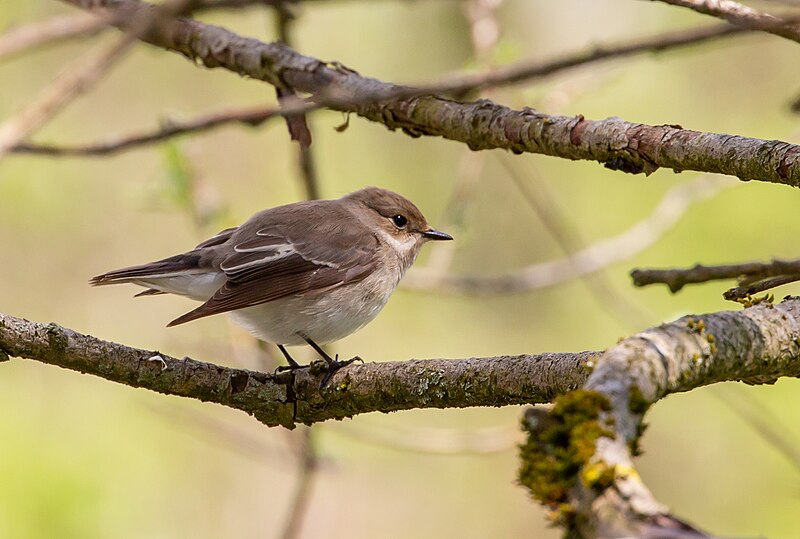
[146,402,296,467]
[498,157,656,328]
[427,23,746,98]
[0,0,198,161]
[0,12,106,60]
[280,427,318,539]
[13,105,281,156]
[272,0,319,200]
[404,176,736,294]
[723,274,800,300]
[631,258,800,299]
[420,0,499,276]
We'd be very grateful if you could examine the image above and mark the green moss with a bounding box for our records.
[628,386,650,415]
[336,375,351,392]
[626,386,651,457]
[630,421,649,457]
[518,390,614,521]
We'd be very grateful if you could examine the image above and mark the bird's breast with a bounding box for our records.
[228,267,402,345]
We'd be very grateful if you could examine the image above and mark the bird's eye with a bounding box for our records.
[391,214,408,229]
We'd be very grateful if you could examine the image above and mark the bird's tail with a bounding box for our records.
[89,253,202,287]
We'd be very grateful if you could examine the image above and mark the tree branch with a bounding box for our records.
[0,313,592,429]
[631,258,800,299]
[0,0,199,160]
[12,105,281,156]
[432,23,745,98]
[57,0,800,187]
[519,297,800,537]
[652,0,800,44]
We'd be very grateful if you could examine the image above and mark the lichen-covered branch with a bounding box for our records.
[0,313,592,429]
[518,297,800,537]
[57,0,800,187]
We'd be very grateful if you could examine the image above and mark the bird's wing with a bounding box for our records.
[167,205,379,326]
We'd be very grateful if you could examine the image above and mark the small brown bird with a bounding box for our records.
[91,187,452,378]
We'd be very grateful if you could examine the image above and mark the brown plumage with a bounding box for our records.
[90,187,452,346]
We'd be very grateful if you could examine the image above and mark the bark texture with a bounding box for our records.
[58,0,800,187]
[0,313,592,429]
[519,297,800,537]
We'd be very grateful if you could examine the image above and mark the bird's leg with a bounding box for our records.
[300,335,363,386]
[274,344,305,373]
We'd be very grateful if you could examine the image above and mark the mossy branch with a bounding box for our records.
[57,0,800,187]
[518,297,800,537]
[4,292,800,537]
[0,313,592,429]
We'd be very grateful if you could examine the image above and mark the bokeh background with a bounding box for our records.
[2,1,800,537]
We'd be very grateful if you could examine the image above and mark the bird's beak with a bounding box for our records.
[422,228,453,241]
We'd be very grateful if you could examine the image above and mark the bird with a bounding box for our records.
[90,187,453,380]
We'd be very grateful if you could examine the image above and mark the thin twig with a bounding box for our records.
[145,402,295,468]
[0,13,106,60]
[280,427,318,539]
[13,105,281,156]
[272,0,319,200]
[0,0,198,161]
[723,274,800,300]
[631,258,800,293]
[498,157,656,328]
[427,23,747,98]
[405,177,735,294]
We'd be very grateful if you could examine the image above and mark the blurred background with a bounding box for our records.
[2,0,800,537]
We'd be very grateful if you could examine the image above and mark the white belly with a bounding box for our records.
[228,272,398,345]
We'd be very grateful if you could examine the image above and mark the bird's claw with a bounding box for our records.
[320,355,362,388]
[274,363,306,375]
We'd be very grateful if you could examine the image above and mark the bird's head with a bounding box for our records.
[344,187,453,261]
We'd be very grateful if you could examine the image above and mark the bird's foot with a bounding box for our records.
[274,362,306,375]
[275,344,305,375]
[319,354,363,388]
